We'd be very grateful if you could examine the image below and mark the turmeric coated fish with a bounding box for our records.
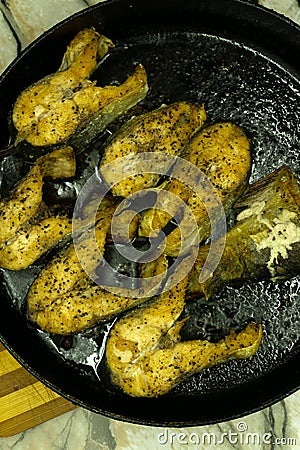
[100,102,206,197]
[105,268,262,397]
[27,199,117,314]
[0,146,75,269]
[27,197,151,334]
[30,285,142,335]
[139,122,251,257]
[188,165,300,299]
[28,210,171,335]
[12,28,148,149]
[0,215,72,270]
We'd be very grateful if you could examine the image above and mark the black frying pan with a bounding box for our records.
[0,0,299,427]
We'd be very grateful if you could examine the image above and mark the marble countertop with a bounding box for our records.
[0,0,299,448]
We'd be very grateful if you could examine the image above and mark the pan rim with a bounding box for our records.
[1,0,300,84]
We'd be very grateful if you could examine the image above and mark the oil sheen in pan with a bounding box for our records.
[1,31,300,398]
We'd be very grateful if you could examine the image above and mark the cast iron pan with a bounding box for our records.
[0,0,300,427]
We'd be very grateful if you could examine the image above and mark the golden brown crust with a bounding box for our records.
[106,271,262,397]
[139,122,251,256]
[100,102,207,197]
[0,147,75,254]
[12,29,148,148]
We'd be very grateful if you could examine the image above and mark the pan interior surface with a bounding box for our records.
[0,0,299,426]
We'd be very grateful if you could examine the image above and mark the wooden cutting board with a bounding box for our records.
[0,343,76,437]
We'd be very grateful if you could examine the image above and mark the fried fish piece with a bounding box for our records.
[139,122,251,256]
[27,200,116,314]
[28,221,166,335]
[106,270,262,397]
[188,165,300,299]
[0,146,75,244]
[30,280,151,335]
[0,215,72,270]
[12,28,148,149]
[100,102,206,197]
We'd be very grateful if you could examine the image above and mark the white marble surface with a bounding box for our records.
[0,0,299,448]
[1,393,300,449]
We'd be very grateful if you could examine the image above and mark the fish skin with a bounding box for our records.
[139,122,251,257]
[12,28,148,148]
[188,165,300,299]
[100,102,207,197]
[105,271,262,397]
[0,146,75,247]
